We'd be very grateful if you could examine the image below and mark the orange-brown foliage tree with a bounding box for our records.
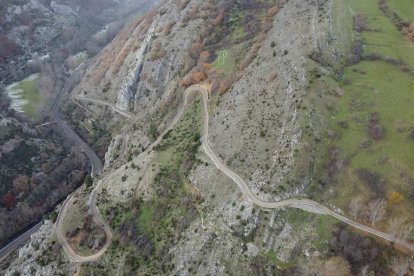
[2,192,17,209]
[239,43,261,70]
[388,191,404,205]
[180,71,206,87]
[189,41,203,61]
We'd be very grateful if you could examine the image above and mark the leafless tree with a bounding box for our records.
[360,265,370,276]
[390,257,410,276]
[349,195,364,220]
[302,258,323,276]
[323,256,351,276]
[387,216,414,241]
[400,224,414,241]
[388,217,407,237]
[366,198,387,226]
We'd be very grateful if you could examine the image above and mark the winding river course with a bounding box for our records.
[54,84,413,263]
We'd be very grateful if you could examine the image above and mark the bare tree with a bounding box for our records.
[349,195,364,220]
[360,265,370,276]
[390,257,410,276]
[366,198,387,226]
[388,217,407,237]
[387,216,414,241]
[323,256,351,276]
[302,258,323,276]
[400,224,414,241]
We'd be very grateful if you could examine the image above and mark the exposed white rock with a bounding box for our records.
[116,20,158,110]
[5,221,60,276]
[246,243,259,257]
[50,1,78,17]
[104,134,124,167]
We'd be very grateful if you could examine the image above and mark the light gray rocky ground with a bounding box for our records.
[2,0,350,274]
[209,0,337,200]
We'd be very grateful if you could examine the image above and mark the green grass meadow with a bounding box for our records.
[6,74,45,120]
[327,0,414,228]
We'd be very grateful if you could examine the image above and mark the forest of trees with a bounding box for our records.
[0,93,89,243]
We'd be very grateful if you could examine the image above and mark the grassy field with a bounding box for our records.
[386,0,414,22]
[352,0,414,68]
[214,49,232,70]
[320,0,414,231]
[6,74,44,119]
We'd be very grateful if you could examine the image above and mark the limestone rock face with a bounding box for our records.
[116,22,157,110]
[5,221,64,276]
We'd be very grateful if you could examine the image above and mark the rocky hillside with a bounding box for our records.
[69,0,342,200]
[0,0,158,247]
[3,0,414,275]
[0,0,157,85]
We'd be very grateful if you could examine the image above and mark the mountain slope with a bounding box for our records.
[3,0,414,275]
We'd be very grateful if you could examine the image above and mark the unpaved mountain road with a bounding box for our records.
[198,85,413,251]
[55,84,210,262]
[73,96,134,119]
[56,85,413,263]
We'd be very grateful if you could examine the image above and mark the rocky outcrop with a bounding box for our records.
[116,21,157,110]
[5,221,67,276]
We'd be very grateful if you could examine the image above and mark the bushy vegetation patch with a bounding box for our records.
[103,96,203,274]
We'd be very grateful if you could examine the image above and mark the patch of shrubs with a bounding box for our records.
[409,129,414,140]
[329,224,389,275]
[356,168,385,196]
[347,40,363,65]
[367,112,384,140]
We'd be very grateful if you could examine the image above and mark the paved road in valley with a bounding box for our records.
[0,222,43,263]
[52,87,103,175]
[51,83,105,261]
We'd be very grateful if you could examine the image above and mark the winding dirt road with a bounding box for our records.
[56,85,413,263]
[73,96,134,119]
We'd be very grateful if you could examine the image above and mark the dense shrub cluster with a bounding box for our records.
[356,168,385,196]
[329,224,390,275]
[0,34,17,61]
[367,112,384,140]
